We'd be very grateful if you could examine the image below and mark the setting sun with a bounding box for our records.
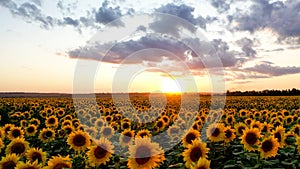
[160,78,182,93]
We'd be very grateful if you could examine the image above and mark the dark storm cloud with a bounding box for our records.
[236,38,257,57]
[232,0,300,38]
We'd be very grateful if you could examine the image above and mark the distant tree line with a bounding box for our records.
[226,88,300,96]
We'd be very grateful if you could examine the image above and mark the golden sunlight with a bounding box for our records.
[160,77,182,93]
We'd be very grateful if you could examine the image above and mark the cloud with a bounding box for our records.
[94,1,124,26]
[231,0,300,39]
[246,63,300,76]
[147,3,208,38]
[210,0,232,13]
[236,38,257,57]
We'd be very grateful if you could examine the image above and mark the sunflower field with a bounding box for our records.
[0,95,300,169]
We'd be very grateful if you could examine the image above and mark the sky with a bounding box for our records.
[1,0,300,93]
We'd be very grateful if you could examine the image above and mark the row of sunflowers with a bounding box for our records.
[0,95,300,168]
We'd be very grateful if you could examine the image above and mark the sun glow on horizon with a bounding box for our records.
[160,77,182,93]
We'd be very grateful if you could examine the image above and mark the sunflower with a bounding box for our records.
[225,115,235,125]
[0,128,4,140]
[259,136,280,159]
[241,128,261,152]
[26,147,47,165]
[121,121,131,130]
[239,109,248,118]
[250,121,261,129]
[7,127,24,140]
[120,130,135,147]
[191,158,210,169]
[29,118,40,127]
[15,161,42,169]
[24,124,37,137]
[0,139,4,150]
[182,139,209,168]
[44,155,72,169]
[155,119,165,131]
[283,132,296,147]
[56,108,65,117]
[3,124,14,137]
[20,120,27,128]
[61,120,72,127]
[161,115,170,125]
[87,138,114,167]
[67,130,91,152]
[100,126,114,138]
[0,153,20,169]
[291,124,300,136]
[38,128,55,143]
[234,122,248,136]
[182,129,200,147]
[224,126,236,143]
[206,123,225,142]
[260,122,272,134]
[94,118,105,128]
[272,125,285,148]
[63,125,74,135]
[244,118,252,126]
[167,125,180,138]
[45,115,59,128]
[296,136,300,154]
[128,138,165,169]
[284,115,294,126]
[6,137,29,157]
[136,129,152,138]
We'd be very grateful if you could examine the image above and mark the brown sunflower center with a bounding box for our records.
[103,128,112,136]
[48,118,56,124]
[262,126,267,132]
[225,130,232,138]
[27,127,35,133]
[122,132,133,143]
[261,140,273,152]
[287,118,292,123]
[135,146,151,165]
[94,145,108,159]
[185,133,196,144]
[11,142,25,155]
[197,166,206,169]
[238,127,245,135]
[45,131,53,138]
[72,134,86,147]
[190,147,202,162]
[294,127,299,135]
[22,166,37,169]
[2,161,16,169]
[227,117,232,123]
[123,123,129,129]
[211,128,220,137]
[53,163,71,169]
[31,152,42,163]
[274,132,281,142]
[245,132,257,145]
[157,121,163,128]
[139,132,148,138]
[12,129,21,138]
